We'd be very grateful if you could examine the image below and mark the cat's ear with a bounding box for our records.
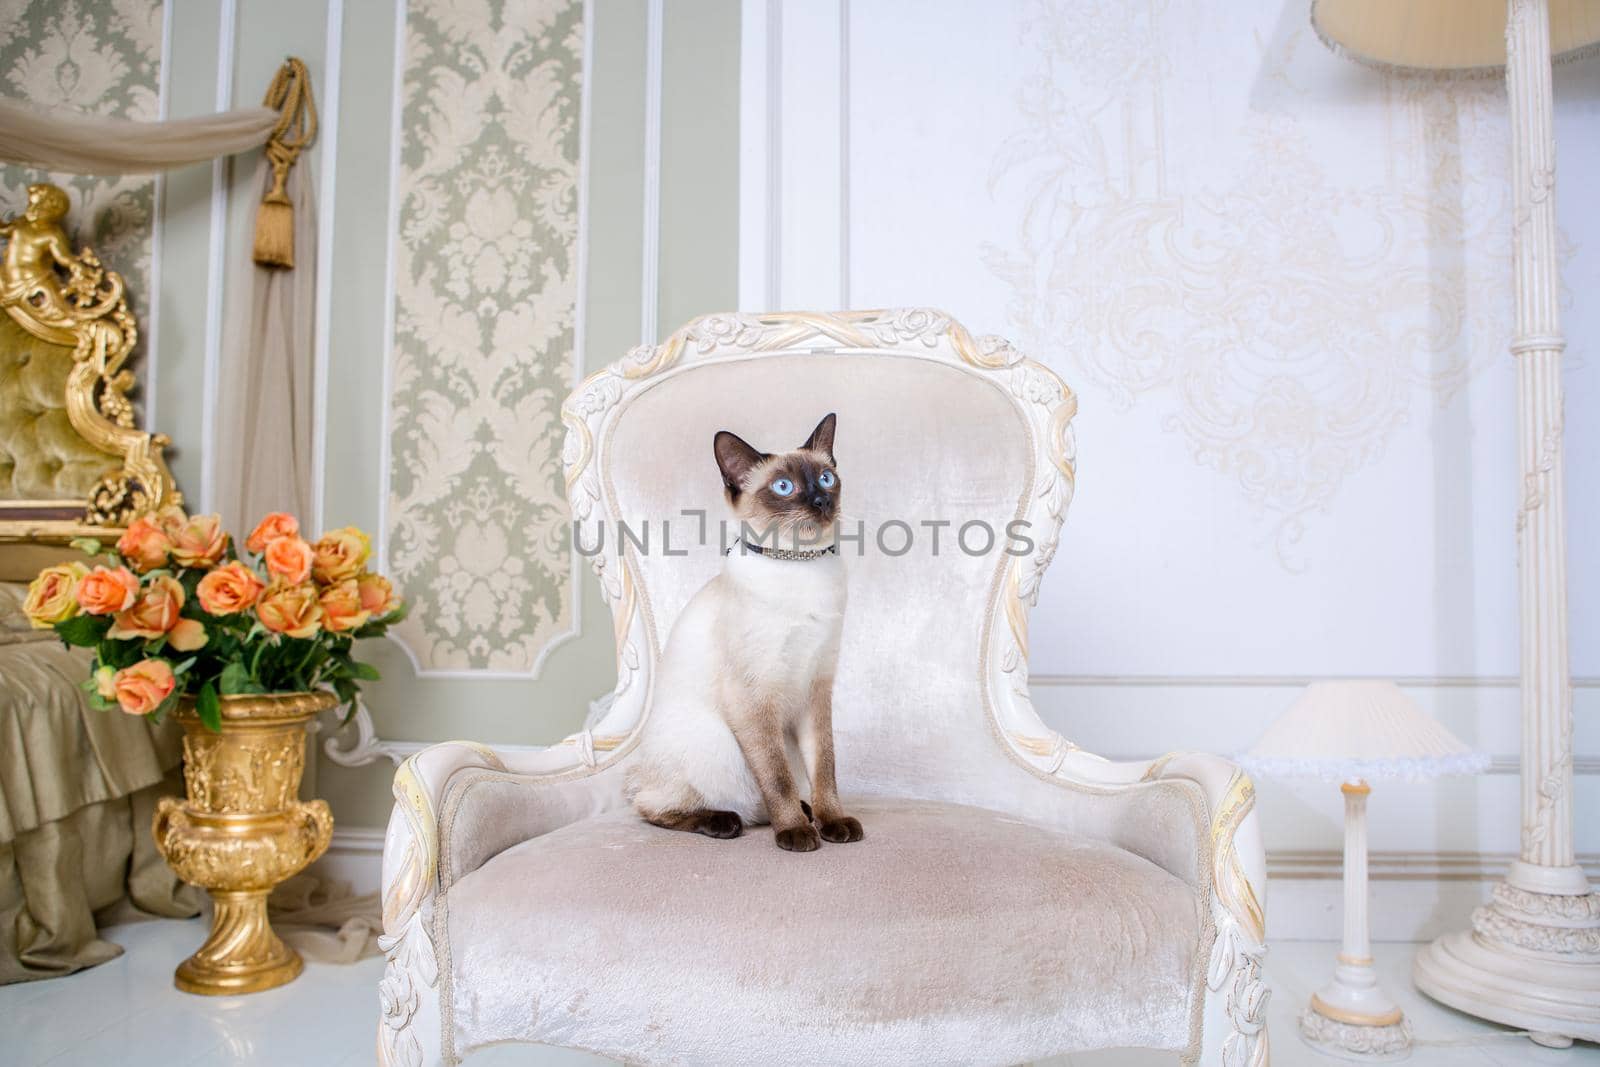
[713,431,765,494]
[802,412,837,461]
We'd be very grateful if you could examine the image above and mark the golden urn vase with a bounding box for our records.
[153,690,335,995]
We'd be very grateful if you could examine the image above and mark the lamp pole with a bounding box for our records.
[1413,0,1600,1046]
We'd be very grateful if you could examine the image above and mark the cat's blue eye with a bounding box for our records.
[818,470,836,489]
[771,478,796,497]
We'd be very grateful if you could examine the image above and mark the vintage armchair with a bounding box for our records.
[377,310,1269,1066]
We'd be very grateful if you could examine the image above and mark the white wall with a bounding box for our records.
[739,0,1600,938]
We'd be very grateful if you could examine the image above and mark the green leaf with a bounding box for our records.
[347,660,381,681]
[150,688,181,725]
[170,656,198,676]
[219,660,252,695]
[70,537,103,557]
[56,614,107,647]
[332,677,357,707]
[197,680,222,733]
[87,692,116,712]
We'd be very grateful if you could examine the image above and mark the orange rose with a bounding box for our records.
[197,561,266,615]
[257,583,323,638]
[318,579,371,633]
[355,572,397,617]
[116,515,172,572]
[246,512,300,555]
[311,527,371,584]
[153,505,189,535]
[264,536,314,584]
[107,575,208,651]
[24,562,87,628]
[168,513,229,569]
[76,565,140,615]
[111,659,175,716]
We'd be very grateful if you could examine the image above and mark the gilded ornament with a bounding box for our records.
[153,691,336,995]
[0,182,180,544]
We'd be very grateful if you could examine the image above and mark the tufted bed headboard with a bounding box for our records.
[0,182,179,579]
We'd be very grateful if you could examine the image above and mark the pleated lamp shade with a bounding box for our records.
[1312,0,1600,75]
[1239,681,1491,781]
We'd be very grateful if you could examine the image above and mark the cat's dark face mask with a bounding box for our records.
[714,414,841,541]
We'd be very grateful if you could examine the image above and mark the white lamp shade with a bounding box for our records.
[1312,0,1600,75]
[1240,680,1491,781]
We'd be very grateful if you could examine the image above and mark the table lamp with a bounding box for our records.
[1241,681,1490,1059]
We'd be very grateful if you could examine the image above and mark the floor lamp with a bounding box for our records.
[1310,0,1600,1048]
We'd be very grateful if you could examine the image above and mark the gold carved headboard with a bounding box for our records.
[0,182,179,554]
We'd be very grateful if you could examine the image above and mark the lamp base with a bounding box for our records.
[1299,1004,1413,1061]
[1413,875,1600,1045]
[1300,956,1413,1061]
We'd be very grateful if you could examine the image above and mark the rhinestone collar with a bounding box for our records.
[726,541,839,561]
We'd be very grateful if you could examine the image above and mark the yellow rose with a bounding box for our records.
[94,665,117,701]
[318,579,371,633]
[168,513,229,570]
[311,527,371,584]
[257,582,323,639]
[23,562,87,628]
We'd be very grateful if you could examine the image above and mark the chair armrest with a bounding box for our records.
[380,739,626,935]
[1048,749,1268,1066]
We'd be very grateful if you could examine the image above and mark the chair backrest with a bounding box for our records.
[563,310,1079,803]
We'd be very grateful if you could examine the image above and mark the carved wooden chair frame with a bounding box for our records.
[378,309,1270,1066]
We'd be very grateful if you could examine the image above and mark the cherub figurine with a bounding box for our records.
[0,182,120,326]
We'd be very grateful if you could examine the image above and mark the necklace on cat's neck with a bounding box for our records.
[727,541,838,562]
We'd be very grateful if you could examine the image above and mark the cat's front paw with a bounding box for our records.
[818,816,864,843]
[775,823,821,852]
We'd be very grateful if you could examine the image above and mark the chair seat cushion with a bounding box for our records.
[444,797,1205,1065]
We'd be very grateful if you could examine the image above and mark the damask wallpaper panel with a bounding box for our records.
[386,0,584,672]
[841,0,1600,679]
[0,0,164,357]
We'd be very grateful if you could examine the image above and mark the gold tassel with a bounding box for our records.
[252,58,317,270]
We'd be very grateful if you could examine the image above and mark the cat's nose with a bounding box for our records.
[810,492,831,510]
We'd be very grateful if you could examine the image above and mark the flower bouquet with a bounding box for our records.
[23,507,404,731]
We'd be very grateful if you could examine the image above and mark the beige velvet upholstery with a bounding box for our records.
[0,315,113,500]
[446,800,1203,1064]
[378,312,1270,1067]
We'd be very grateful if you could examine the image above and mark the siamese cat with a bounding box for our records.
[625,413,862,852]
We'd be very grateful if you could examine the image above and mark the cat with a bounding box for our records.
[625,413,863,852]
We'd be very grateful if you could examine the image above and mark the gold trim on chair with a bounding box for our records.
[0,182,180,546]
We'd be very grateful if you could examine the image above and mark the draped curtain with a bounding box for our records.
[0,74,318,533]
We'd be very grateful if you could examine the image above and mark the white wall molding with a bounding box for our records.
[309,0,344,535]
[1030,674,1600,689]
[1272,850,1600,882]
[374,0,406,581]
[143,0,176,430]
[640,0,663,344]
[198,0,239,514]
[737,0,778,309]
[738,0,845,311]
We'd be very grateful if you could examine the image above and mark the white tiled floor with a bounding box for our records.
[1,919,1595,1066]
